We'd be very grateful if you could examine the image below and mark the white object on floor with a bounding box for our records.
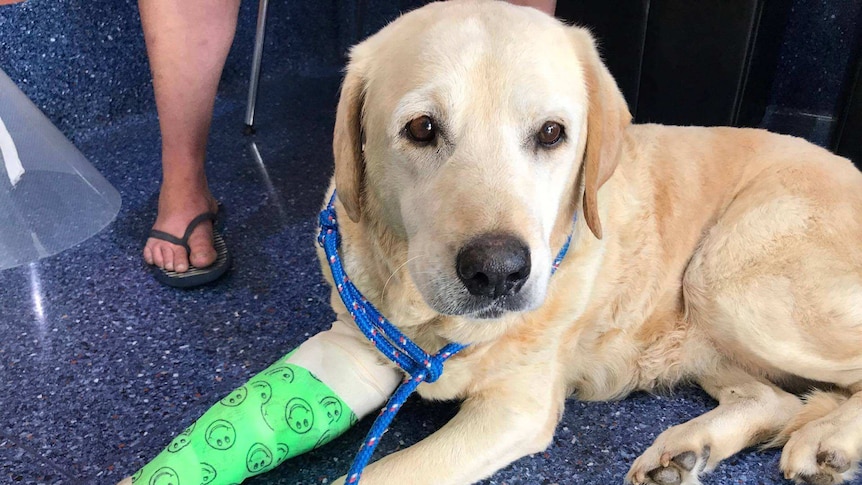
[0,115,24,186]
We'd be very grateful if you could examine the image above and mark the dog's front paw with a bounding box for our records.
[627,446,709,485]
[780,420,860,485]
[626,422,712,485]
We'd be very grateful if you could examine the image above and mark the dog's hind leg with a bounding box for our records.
[670,164,862,484]
[779,388,862,485]
[626,365,803,485]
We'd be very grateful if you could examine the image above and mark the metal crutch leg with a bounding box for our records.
[244,0,269,135]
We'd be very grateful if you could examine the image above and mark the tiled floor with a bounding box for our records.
[2,65,860,485]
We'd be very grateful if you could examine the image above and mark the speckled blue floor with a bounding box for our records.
[2,2,862,485]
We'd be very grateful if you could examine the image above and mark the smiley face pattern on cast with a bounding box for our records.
[167,423,195,453]
[285,397,315,434]
[320,396,343,425]
[314,430,332,450]
[131,360,357,485]
[205,419,237,450]
[275,443,290,463]
[246,442,275,474]
[200,462,217,485]
[264,365,295,383]
[251,380,272,404]
[220,386,247,407]
[148,467,179,485]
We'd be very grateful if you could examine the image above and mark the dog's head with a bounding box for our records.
[333,0,630,321]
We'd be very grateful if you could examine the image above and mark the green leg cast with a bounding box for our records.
[131,354,359,485]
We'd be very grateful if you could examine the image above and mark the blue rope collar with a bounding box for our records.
[317,190,575,483]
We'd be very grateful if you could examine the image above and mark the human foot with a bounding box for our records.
[143,186,219,273]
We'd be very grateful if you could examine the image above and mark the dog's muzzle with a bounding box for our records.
[456,233,531,300]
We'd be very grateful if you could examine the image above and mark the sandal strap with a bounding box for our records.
[149,229,191,254]
[148,211,218,254]
[181,212,217,242]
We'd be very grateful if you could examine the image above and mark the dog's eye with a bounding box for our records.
[406,115,436,143]
[537,121,564,147]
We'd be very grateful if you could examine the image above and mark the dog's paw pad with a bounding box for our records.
[794,472,836,485]
[648,465,681,485]
[671,451,699,472]
[628,448,708,485]
[817,450,850,474]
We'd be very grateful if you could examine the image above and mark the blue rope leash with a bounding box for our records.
[317,191,574,483]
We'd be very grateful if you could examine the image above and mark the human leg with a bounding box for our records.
[139,0,240,273]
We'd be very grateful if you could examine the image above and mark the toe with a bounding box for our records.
[161,246,175,272]
[189,244,216,268]
[143,245,154,265]
[626,466,646,485]
[151,244,165,269]
[187,222,217,269]
[172,245,189,273]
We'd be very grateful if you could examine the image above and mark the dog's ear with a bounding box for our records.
[333,56,367,223]
[570,27,631,239]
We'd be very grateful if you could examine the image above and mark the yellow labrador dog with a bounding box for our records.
[325,1,862,484]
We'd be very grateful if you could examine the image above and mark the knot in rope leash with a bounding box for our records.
[318,191,574,483]
[318,205,340,247]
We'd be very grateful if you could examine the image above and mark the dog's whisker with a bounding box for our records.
[382,254,425,299]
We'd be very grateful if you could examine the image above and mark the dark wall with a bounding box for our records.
[835,54,862,163]
[557,0,862,150]
[764,0,862,147]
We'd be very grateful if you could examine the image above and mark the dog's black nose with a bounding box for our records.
[456,233,531,299]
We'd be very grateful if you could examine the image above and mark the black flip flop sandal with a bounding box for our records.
[148,210,232,288]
